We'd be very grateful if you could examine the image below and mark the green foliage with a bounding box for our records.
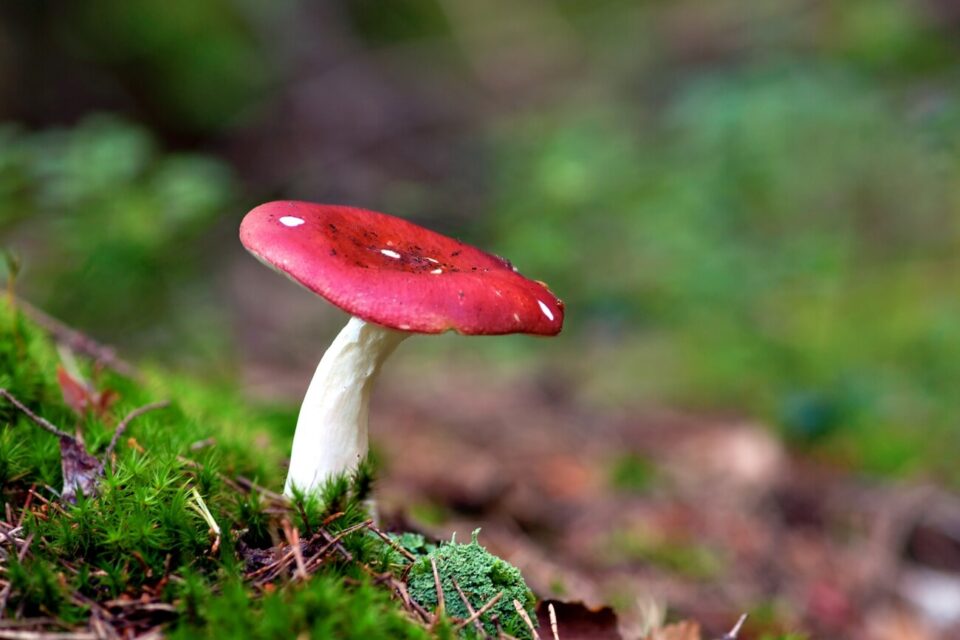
[407,530,536,639]
[395,532,436,558]
[609,453,656,494]
[602,529,724,581]
[345,0,452,46]
[67,0,270,133]
[0,115,235,358]
[485,60,960,482]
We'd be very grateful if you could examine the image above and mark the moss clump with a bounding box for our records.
[407,530,536,639]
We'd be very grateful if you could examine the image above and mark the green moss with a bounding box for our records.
[0,298,433,637]
[407,531,536,639]
[168,576,432,640]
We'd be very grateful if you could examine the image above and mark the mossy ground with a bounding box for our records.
[0,298,447,638]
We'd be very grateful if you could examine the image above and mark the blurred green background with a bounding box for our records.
[1,0,959,484]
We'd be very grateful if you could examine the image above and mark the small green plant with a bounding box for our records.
[602,529,725,580]
[407,530,536,639]
[609,452,656,494]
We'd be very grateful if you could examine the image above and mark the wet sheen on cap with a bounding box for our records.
[239,201,564,335]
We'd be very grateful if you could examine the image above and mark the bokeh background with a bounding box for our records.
[2,1,959,637]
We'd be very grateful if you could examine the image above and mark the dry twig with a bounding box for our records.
[368,525,417,562]
[451,578,485,636]
[513,599,540,640]
[281,520,308,581]
[548,603,560,640]
[430,557,445,618]
[454,592,503,632]
[102,401,170,464]
[0,390,72,440]
[16,299,139,380]
[177,457,287,508]
[303,520,372,572]
[0,631,98,639]
[716,613,747,640]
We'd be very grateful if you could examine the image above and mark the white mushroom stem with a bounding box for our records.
[284,316,408,496]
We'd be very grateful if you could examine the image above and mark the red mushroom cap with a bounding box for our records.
[239,201,564,336]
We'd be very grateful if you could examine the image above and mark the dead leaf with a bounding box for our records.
[94,388,119,417]
[60,436,101,502]
[57,365,91,416]
[56,365,118,419]
[537,600,622,639]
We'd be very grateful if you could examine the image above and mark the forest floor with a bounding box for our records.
[366,362,959,640]
[4,297,958,639]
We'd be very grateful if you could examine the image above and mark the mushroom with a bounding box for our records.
[240,201,564,496]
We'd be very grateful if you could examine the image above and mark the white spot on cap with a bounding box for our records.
[430,268,443,275]
[494,289,503,297]
[537,300,555,321]
[398,324,411,330]
[279,216,305,227]
[380,249,401,259]
[513,313,520,322]
[426,257,439,264]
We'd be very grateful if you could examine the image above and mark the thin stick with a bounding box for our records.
[0,390,72,440]
[234,476,286,504]
[454,591,503,631]
[313,522,365,568]
[250,520,371,582]
[0,528,21,546]
[513,599,540,640]
[548,603,559,640]
[16,299,139,380]
[303,520,373,571]
[393,580,432,623]
[451,578,484,635]
[368,525,417,562]
[0,618,59,629]
[245,547,298,581]
[719,613,748,640]
[102,401,169,462]
[0,534,33,619]
[430,557,445,617]
[281,520,308,581]
[89,610,119,640]
[177,457,288,507]
[14,488,35,529]
[0,631,97,639]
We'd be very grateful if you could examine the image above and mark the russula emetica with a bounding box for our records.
[240,201,564,496]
